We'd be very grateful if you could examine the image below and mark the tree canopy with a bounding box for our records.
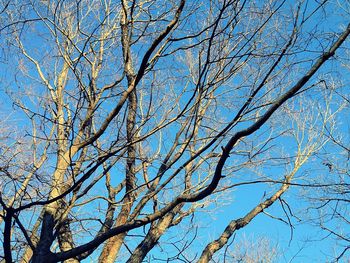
[0,0,349,262]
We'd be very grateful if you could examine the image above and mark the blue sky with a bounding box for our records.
[0,0,350,262]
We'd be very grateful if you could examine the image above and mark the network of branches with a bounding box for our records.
[0,0,349,262]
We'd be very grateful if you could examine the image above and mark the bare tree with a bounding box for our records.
[224,235,279,263]
[0,0,349,262]
[298,86,350,262]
